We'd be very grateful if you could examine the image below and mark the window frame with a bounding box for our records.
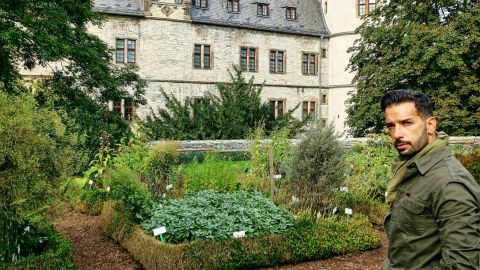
[227,0,240,13]
[269,50,286,74]
[357,0,376,16]
[115,38,136,64]
[193,44,212,70]
[270,99,286,119]
[302,100,316,119]
[301,52,318,75]
[111,97,135,121]
[193,0,208,9]
[240,47,258,72]
[285,7,296,20]
[257,3,269,16]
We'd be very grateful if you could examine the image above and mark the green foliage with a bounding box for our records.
[183,152,249,193]
[455,148,480,185]
[142,66,306,140]
[84,131,115,187]
[343,135,397,202]
[0,93,75,217]
[141,190,295,244]
[286,123,346,214]
[347,1,480,136]
[145,142,180,197]
[0,215,75,269]
[114,136,150,175]
[184,214,379,269]
[108,164,152,222]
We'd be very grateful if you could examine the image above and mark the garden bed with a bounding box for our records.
[100,201,380,270]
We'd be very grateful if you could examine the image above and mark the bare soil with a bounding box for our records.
[53,211,387,270]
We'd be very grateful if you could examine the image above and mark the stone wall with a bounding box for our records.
[150,137,480,152]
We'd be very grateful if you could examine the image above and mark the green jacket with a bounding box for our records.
[382,146,480,270]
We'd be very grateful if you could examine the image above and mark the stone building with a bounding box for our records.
[24,0,378,135]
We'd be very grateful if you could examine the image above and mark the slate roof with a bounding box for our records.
[93,0,145,17]
[190,0,330,36]
[92,0,330,36]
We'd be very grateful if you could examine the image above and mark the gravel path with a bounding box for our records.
[53,211,387,270]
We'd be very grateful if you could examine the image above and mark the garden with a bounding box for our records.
[1,92,479,269]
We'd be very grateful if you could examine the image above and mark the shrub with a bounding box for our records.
[286,122,346,215]
[141,190,295,244]
[455,148,480,185]
[336,134,396,224]
[183,151,248,193]
[0,215,75,269]
[0,92,76,217]
[145,141,179,197]
[109,164,153,222]
[78,188,109,215]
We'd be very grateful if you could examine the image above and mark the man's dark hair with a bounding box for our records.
[381,89,434,118]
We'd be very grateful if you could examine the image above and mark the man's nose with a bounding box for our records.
[392,125,404,140]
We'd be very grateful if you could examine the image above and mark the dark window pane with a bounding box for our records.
[116,39,124,49]
[116,50,124,63]
[127,51,135,63]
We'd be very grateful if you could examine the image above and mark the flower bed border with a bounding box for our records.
[100,200,380,270]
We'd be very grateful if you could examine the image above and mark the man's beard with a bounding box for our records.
[395,127,429,158]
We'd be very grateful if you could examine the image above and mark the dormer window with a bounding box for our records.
[286,7,296,20]
[227,0,240,12]
[193,0,208,9]
[257,3,269,16]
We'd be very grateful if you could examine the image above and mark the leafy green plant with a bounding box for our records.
[245,127,293,194]
[141,190,295,244]
[183,151,249,193]
[145,141,179,198]
[285,122,346,216]
[83,131,114,188]
[0,215,75,269]
[108,164,152,222]
[335,134,396,224]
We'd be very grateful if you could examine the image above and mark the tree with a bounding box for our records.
[0,0,147,166]
[143,67,307,140]
[347,0,480,136]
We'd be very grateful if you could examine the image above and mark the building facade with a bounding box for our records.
[24,0,376,135]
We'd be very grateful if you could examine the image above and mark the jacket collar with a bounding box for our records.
[414,145,452,175]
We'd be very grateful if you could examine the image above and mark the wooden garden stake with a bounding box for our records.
[269,147,275,203]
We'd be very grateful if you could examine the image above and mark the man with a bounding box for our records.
[380,89,480,270]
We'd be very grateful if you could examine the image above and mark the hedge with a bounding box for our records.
[100,201,380,270]
[0,219,76,270]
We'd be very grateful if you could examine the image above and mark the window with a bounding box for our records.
[358,0,376,16]
[193,44,211,69]
[286,7,296,20]
[322,94,328,104]
[269,50,286,74]
[116,38,136,64]
[270,100,285,119]
[227,0,240,12]
[175,0,183,4]
[321,48,327,58]
[302,101,316,118]
[240,47,257,72]
[302,53,317,75]
[324,1,327,14]
[112,97,135,121]
[193,0,208,8]
[257,3,269,16]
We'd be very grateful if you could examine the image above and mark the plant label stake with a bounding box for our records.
[345,208,353,221]
[153,226,167,241]
[233,231,245,238]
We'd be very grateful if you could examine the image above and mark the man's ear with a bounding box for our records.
[426,116,437,135]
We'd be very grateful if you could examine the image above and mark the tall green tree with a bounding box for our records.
[143,67,307,140]
[0,0,146,165]
[347,0,480,136]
